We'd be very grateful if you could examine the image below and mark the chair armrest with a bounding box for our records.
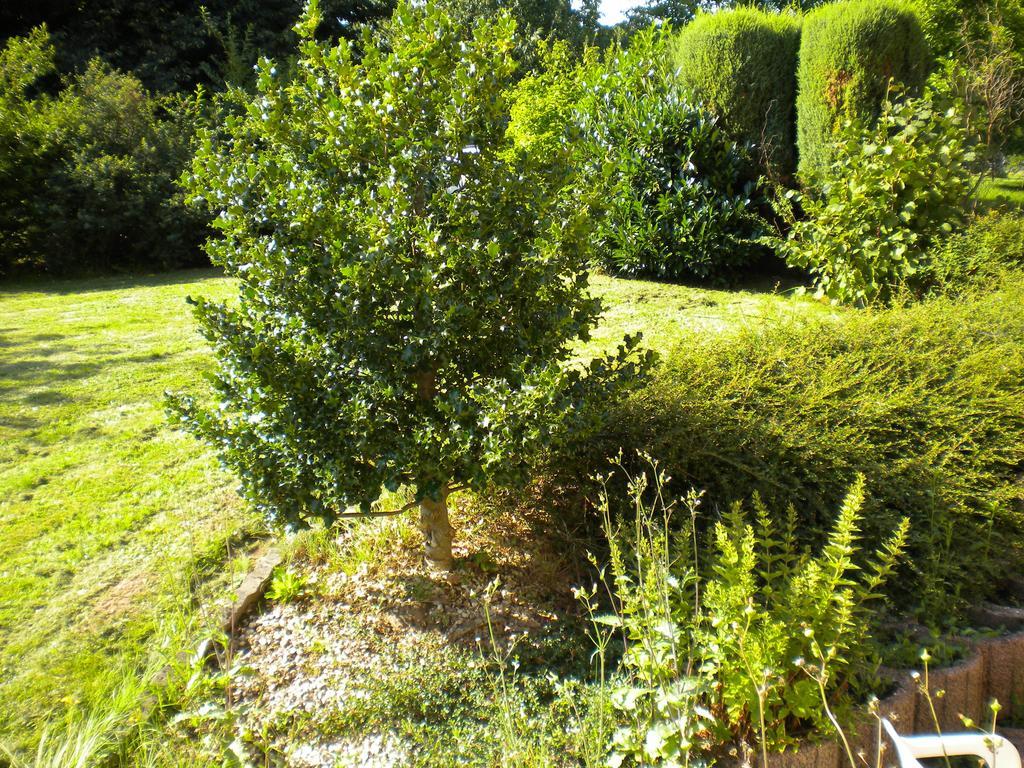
[898,733,1021,768]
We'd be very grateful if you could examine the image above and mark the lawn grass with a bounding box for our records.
[977,172,1024,209]
[0,270,259,750]
[0,267,827,754]
[584,273,836,357]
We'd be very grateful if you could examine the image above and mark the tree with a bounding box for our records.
[0,0,396,92]
[623,0,711,31]
[170,1,648,570]
[429,0,603,48]
[0,27,206,276]
[0,27,59,276]
[933,12,1024,178]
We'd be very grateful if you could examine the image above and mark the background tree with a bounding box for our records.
[623,0,712,31]
[437,0,599,39]
[929,10,1024,177]
[0,27,204,275]
[0,0,396,92]
[170,1,648,570]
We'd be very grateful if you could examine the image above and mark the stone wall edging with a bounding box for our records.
[761,620,1024,768]
[146,547,283,707]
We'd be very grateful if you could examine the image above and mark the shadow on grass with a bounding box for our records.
[0,267,225,297]
[977,174,1024,211]
[0,350,185,405]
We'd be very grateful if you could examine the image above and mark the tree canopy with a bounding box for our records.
[170,1,648,568]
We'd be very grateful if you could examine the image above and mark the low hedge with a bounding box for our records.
[551,275,1024,624]
[926,211,1024,296]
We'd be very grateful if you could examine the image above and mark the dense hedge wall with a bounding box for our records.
[674,8,802,179]
[0,29,207,277]
[796,0,929,178]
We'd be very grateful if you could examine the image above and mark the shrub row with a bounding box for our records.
[674,0,930,182]
[0,28,207,277]
[797,0,929,177]
[673,8,802,179]
[551,268,1024,623]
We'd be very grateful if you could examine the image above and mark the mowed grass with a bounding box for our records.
[0,270,258,747]
[977,173,1024,209]
[0,267,827,749]
[584,273,836,356]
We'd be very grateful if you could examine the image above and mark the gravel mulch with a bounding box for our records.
[219,495,589,766]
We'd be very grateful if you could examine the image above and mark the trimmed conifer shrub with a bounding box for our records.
[673,8,802,180]
[796,0,929,179]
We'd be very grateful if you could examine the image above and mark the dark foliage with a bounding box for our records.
[580,29,763,282]
[0,30,207,276]
[0,0,397,92]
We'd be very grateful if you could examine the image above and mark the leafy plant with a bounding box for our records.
[171,1,649,570]
[775,92,974,304]
[581,458,908,767]
[577,28,763,283]
[266,567,308,603]
[698,479,907,758]
[582,465,713,768]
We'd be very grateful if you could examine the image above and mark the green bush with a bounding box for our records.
[0,29,206,277]
[673,8,802,180]
[171,1,649,569]
[925,211,1024,295]
[796,0,930,179]
[555,279,1024,624]
[578,28,763,282]
[776,93,973,304]
[0,27,60,277]
[504,39,593,193]
[40,61,208,274]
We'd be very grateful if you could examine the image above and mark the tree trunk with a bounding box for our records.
[419,488,454,571]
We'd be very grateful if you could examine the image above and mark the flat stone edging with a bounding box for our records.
[147,547,283,701]
[221,547,284,644]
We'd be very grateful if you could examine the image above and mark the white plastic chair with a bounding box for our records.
[883,718,1022,768]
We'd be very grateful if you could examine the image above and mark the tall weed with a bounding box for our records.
[579,457,907,766]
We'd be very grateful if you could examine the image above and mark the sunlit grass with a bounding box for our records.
[0,266,828,754]
[977,173,1024,209]
[0,270,261,750]
[584,271,838,358]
